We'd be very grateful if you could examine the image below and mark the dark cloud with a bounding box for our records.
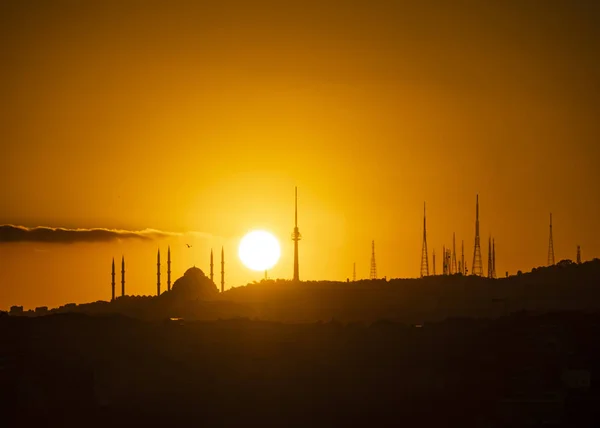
[0,225,177,244]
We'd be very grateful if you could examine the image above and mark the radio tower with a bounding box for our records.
[547,213,555,266]
[420,202,429,277]
[452,233,457,274]
[167,246,171,291]
[157,248,161,296]
[492,238,496,278]
[291,187,301,282]
[111,258,115,301]
[353,262,356,281]
[472,195,483,276]
[370,240,377,280]
[461,240,465,275]
[577,245,581,264]
[487,236,493,278]
[432,249,436,276]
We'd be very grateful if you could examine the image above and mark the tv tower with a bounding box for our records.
[157,249,161,296]
[210,248,214,283]
[577,245,581,264]
[452,233,457,274]
[492,238,496,279]
[121,256,125,297]
[547,213,555,266]
[167,246,171,291]
[432,249,436,276]
[420,202,429,277]
[487,236,493,278]
[370,240,377,280]
[220,246,225,293]
[461,240,465,275]
[111,258,115,301]
[291,187,302,282]
[472,195,483,276]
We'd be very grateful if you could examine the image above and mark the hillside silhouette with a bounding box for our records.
[14,259,600,324]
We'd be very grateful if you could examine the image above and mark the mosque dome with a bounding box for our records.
[170,266,218,300]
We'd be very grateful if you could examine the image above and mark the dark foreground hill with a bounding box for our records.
[1,312,600,427]
[10,259,600,324]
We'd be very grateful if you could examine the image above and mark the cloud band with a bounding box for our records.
[0,225,178,244]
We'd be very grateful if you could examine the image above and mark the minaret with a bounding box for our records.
[461,240,465,275]
[220,246,225,293]
[167,246,171,291]
[121,256,125,297]
[353,262,356,281]
[210,248,214,283]
[452,233,457,274]
[492,238,496,278]
[157,248,161,296]
[111,258,115,301]
[577,245,581,264]
[547,213,555,266]
[369,240,377,279]
[291,187,301,282]
[472,194,483,276]
[432,249,436,276]
[420,202,429,277]
[487,236,493,278]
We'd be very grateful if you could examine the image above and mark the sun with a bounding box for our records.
[238,230,281,271]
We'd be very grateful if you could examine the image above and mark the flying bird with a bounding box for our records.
[186,244,192,248]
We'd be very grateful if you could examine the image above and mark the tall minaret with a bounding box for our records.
[432,249,436,276]
[157,248,161,296]
[292,187,301,282]
[121,256,125,297]
[111,258,115,301]
[167,246,171,291]
[472,194,483,276]
[210,248,214,283]
[220,246,225,293]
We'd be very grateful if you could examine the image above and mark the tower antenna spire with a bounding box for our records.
[472,194,483,276]
[461,240,465,275]
[420,202,429,277]
[452,232,457,274]
[547,213,555,266]
[291,187,301,282]
[487,236,493,278]
[492,238,496,278]
[370,240,377,280]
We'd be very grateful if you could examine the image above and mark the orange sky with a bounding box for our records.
[1,0,599,309]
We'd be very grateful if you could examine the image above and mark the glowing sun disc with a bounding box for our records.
[238,230,281,271]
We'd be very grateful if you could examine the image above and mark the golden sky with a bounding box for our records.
[1,0,599,309]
